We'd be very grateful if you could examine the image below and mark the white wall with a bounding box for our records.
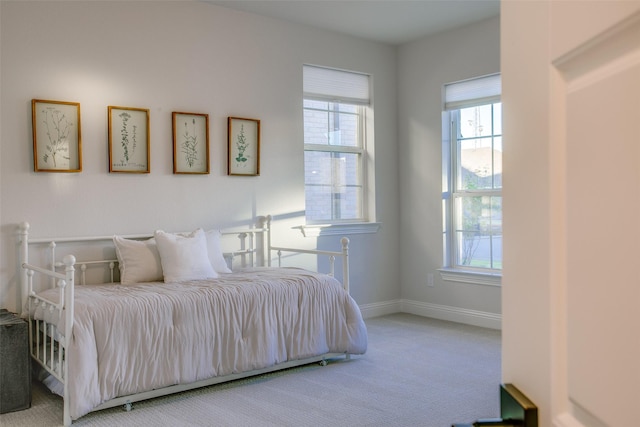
[0,1,399,312]
[396,16,501,325]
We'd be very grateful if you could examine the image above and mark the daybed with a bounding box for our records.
[18,216,367,426]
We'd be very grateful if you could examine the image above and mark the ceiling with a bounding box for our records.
[205,1,500,45]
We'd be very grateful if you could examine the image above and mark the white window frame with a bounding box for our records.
[441,73,502,285]
[300,65,379,237]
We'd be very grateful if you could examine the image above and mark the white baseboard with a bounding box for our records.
[359,299,502,330]
[359,300,402,319]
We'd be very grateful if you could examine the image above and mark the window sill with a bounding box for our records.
[438,268,502,287]
[295,222,381,237]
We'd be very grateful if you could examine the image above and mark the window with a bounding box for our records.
[443,74,502,279]
[303,65,370,224]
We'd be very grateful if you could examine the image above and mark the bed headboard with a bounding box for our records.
[18,215,271,298]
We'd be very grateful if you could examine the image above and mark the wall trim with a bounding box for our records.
[360,299,502,330]
[359,299,402,319]
[295,222,381,237]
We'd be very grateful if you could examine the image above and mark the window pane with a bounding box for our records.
[304,109,329,145]
[459,104,493,138]
[454,196,483,267]
[494,136,502,189]
[459,137,495,190]
[304,102,360,147]
[493,103,502,135]
[305,152,357,186]
[304,185,363,222]
[490,196,502,269]
[305,185,333,221]
[454,195,502,269]
[329,111,358,147]
[332,103,357,114]
[457,102,502,192]
[304,150,362,221]
[336,186,363,220]
[343,152,361,185]
[304,150,326,185]
[304,99,328,110]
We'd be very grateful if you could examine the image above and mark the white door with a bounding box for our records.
[502,2,640,427]
[553,10,640,427]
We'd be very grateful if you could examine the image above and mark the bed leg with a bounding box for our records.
[346,354,351,361]
[319,359,328,367]
[123,401,133,412]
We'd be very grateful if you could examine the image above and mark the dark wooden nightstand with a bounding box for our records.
[0,309,31,413]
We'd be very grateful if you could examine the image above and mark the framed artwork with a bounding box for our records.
[108,106,150,173]
[228,117,260,176]
[32,99,82,172]
[172,112,210,174]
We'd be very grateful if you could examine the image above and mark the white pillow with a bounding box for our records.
[205,229,232,273]
[154,228,218,283]
[113,236,164,285]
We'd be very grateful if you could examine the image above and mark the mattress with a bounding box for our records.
[31,267,368,420]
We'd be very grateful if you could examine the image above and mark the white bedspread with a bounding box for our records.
[32,267,367,420]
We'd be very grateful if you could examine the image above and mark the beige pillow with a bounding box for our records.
[205,229,232,273]
[154,229,218,282]
[113,236,163,285]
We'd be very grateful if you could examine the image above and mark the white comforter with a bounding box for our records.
[32,267,367,420]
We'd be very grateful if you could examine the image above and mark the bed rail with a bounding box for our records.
[270,237,350,292]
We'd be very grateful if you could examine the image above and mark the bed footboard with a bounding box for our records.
[269,237,350,292]
[20,222,75,426]
[263,215,350,291]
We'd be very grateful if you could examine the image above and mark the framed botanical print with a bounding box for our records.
[108,106,150,173]
[172,112,209,174]
[32,99,82,172]
[228,117,260,176]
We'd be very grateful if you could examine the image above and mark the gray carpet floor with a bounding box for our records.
[0,313,501,427]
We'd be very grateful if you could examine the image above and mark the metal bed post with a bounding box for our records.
[265,215,272,267]
[62,254,75,427]
[341,237,350,293]
[49,241,57,289]
[18,222,30,318]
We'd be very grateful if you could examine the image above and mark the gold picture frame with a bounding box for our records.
[172,112,210,174]
[32,99,82,172]
[228,117,260,176]
[108,106,150,173]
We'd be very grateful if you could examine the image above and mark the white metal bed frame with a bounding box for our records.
[18,215,351,426]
